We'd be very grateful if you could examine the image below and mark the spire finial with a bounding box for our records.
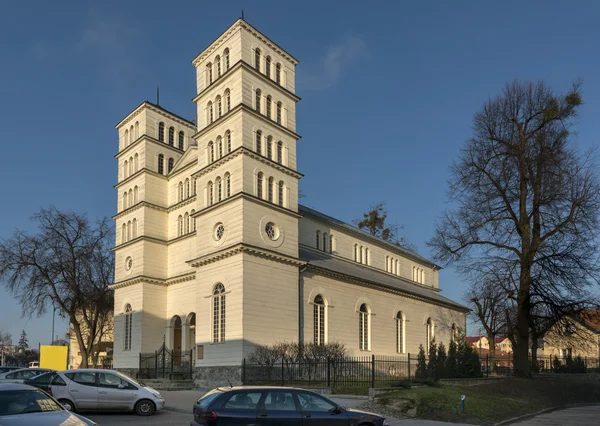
[242,9,244,20]
[157,87,160,106]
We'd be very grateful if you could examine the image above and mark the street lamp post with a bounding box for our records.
[51,305,56,345]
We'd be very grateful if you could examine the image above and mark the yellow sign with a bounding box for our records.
[39,345,68,371]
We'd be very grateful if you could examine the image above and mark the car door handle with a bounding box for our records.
[70,389,78,393]
[99,391,107,394]
[304,413,311,418]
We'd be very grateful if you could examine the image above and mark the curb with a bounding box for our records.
[331,394,369,400]
[494,402,600,425]
[164,406,193,414]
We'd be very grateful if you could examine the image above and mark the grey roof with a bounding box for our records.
[299,204,439,268]
[300,248,468,312]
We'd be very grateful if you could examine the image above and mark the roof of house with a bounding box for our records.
[299,248,468,312]
[465,336,484,343]
[299,204,439,268]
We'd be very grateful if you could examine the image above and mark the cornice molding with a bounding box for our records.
[115,134,185,159]
[168,156,198,179]
[113,196,199,220]
[116,101,196,130]
[112,230,197,251]
[192,147,243,178]
[110,272,196,290]
[191,192,301,219]
[188,242,304,268]
[243,149,303,179]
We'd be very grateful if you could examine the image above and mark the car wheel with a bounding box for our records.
[58,399,75,412]
[135,399,155,416]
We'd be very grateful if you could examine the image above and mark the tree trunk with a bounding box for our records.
[514,265,532,378]
[487,333,496,372]
[530,336,539,373]
[71,319,89,368]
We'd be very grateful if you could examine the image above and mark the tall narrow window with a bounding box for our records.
[265,56,271,79]
[216,55,221,77]
[217,96,222,118]
[316,231,321,250]
[208,102,213,123]
[267,137,273,159]
[386,256,390,272]
[127,221,131,241]
[168,157,174,173]
[255,89,261,113]
[396,312,404,354]
[254,48,261,71]
[134,154,138,172]
[122,224,127,243]
[124,129,129,146]
[330,234,333,253]
[185,178,190,198]
[225,173,231,197]
[354,244,358,262]
[168,127,174,146]
[278,181,284,207]
[277,141,283,164]
[276,102,282,125]
[129,157,133,176]
[266,95,272,119]
[216,177,222,202]
[226,130,231,152]
[255,130,262,155]
[276,63,281,84]
[157,154,164,174]
[178,131,184,150]
[184,212,189,234]
[158,122,165,142]
[451,323,457,344]
[365,248,369,265]
[128,189,133,206]
[359,304,369,351]
[257,173,263,199]
[124,304,132,351]
[178,182,183,202]
[133,186,138,204]
[123,193,128,210]
[323,232,328,252]
[123,160,128,179]
[213,283,226,343]
[359,246,363,264]
[209,142,214,162]
[191,209,196,231]
[314,295,325,346]
[208,182,214,206]
[135,121,139,139]
[268,177,274,202]
[217,136,223,158]
[177,215,183,237]
[224,48,230,70]
[207,63,213,84]
[396,260,400,276]
[225,90,231,112]
[132,218,137,238]
[426,318,433,352]
[193,178,197,195]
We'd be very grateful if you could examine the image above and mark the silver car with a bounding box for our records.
[0,383,97,425]
[27,368,165,416]
[0,368,54,383]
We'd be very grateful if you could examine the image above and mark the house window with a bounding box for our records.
[213,283,226,343]
[217,96,222,118]
[314,295,326,346]
[268,177,274,203]
[316,231,321,250]
[158,122,165,142]
[168,157,174,173]
[216,55,221,77]
[359,246,363,263]
[267,137,273,159]
[225,173,231,198]
[365,248,369,265]
[225,90,231,112]
[123,192,128,210]
[451,323,457,344]
[168,127,174,146]
[224,48,230,70]
[359,304,369,351]
[127,221,131,241]
[209,142,214,163]
[208,182,214,206]
[185,178,190,198]
[278,181,284,207]
[265,56,271,79]
[330,235,334,253]
[276,102,282,125]
[193,178,197,195]
[208,102,213,123]
[184,212,189,234]
[123,160,128,178]
[277,141,283,164]
[124,304,133,351]
[177,215,183,237]
[207,63,213,84]
[124,129,129,146]
[133,186,138,204]
[157,154,164,174]
[191,209,196,231]
[134,154,138,172]
[122,224,127,243]
[257,173,263,199]
[178,182,183,202]
[276,63,281,84]
[396,312,404,354]
[226,130,231,152]
[256,130,262,155]
[354,244,358,262]
[254,48,261,71]
[178,131,184,150]
[266,95,272,119]
[255,89,261,113]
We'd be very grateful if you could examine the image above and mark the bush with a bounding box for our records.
[416,344,428,380]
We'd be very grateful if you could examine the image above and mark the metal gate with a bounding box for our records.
[138,343,193,380]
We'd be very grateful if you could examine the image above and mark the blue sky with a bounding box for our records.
[1,0,600,348]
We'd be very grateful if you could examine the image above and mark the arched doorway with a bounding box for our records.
[171,315,182,352]
[188,313,196,363]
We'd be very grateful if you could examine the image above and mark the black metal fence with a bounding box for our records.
[481,354,600,375]
[242,355,414,388]
[138,343,193,380]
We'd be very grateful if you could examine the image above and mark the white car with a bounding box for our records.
[25,369,165,416]
[0,368,54,383]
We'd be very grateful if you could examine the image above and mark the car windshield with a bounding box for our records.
[197,390,222,410]
[0,389,63,416]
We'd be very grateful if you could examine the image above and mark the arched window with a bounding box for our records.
[208,141,215,162]
[158,122,165,142]
[225,90,231,112]
[191,209,196,231]
[276,102,282,125]
[254,48,261,71]
[329,234,334,253]
[213,283,226,343]
[178,131,184,150]
[255,130,262,155]
[177,215,183,237]
[123,160,128,179]
[268,177,274,202]
[207,63,213,84]
[128,189,133,207]
[225,173,231,198]
[184,212,189,234]
[185,178,190,198]
[127,221,131,241]
[124,304,133,351]
[130,125,134,143]
[168,126,174,146]
[386,256,389,272]
[255,89,261,113]
[412,266,416,282]
[217,136,223,158]
[323,232,328,252]
[168,157,174,173]
[224,48,230,70]
[316,231,321,250]
[207,102,213,123]
[178,182,183,202]
[265,56,271,79]
[134,154,139,172]
[266,95,272,118]
[123,192,128,210]
[215,55,221,77]
[359,246,363,264]
[121,223,127,243]
[266,136,273,159]
[208,181,214,206]
[359,304,369,351]
[132,218,137,238]
[396,312,405,354]
[420,269,425,284]
[278,181,284,207]
[217,95,222,118]
[133,186,138,204]
[226,130,231,152]
[157,154,164,174]
[451,323,457,344]
[124,129,129,146]
[216,177,222,202]
[426,318,434,352]
[396,260,399,276]
[257,172,263,199]
[135,121,139,139]
[277,142,284,165]
[354,244,358,262]
[314,295,326,346]
[276,63,281,84]
[129,157,133,176]
[365,248,369,265]
[193,178,197,195]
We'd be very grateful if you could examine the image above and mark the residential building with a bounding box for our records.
[543,310,600,359]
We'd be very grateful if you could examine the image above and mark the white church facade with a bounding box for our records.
[111,18,467,385]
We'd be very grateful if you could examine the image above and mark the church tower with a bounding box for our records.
[188,19,303,372]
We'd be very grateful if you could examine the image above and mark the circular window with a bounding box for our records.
[214,223,225,241]
[125,256,133,272]
[265,222,279,241]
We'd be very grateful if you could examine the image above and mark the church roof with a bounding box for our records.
[299,204,439,269]
[299,248,468,312]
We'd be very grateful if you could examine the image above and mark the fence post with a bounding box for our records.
[154,350,158,378]
[281,358,285,387]
[190,349,193,378]
[486,355,489,378]
[407,353,411,380]
[371,355,376,389]
[327,358,331,388]
[162,349,166,379]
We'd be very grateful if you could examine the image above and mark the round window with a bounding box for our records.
[125,256,133,272]
[214,223,225,241]
[265,222,279,241]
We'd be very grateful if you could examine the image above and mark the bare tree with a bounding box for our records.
[0,207,114,368]
[356,202,415,250]
[429,80,600,377]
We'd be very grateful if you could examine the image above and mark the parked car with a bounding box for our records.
[0,383,97,425]
[24,368,164,416]
[191,386,389,426]
[0,367,19,374]
[0,368,54,383]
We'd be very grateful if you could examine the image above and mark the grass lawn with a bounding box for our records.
[376,375,600,425]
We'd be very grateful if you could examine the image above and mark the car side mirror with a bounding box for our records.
[118,384,125,389]
[330,405,343,415]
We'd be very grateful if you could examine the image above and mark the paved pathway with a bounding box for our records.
[84,410,190,426]
[510,404,600,425]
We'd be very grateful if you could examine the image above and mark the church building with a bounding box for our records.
[111,18,467,386]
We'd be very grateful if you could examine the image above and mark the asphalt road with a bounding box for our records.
[84,410,190,425]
